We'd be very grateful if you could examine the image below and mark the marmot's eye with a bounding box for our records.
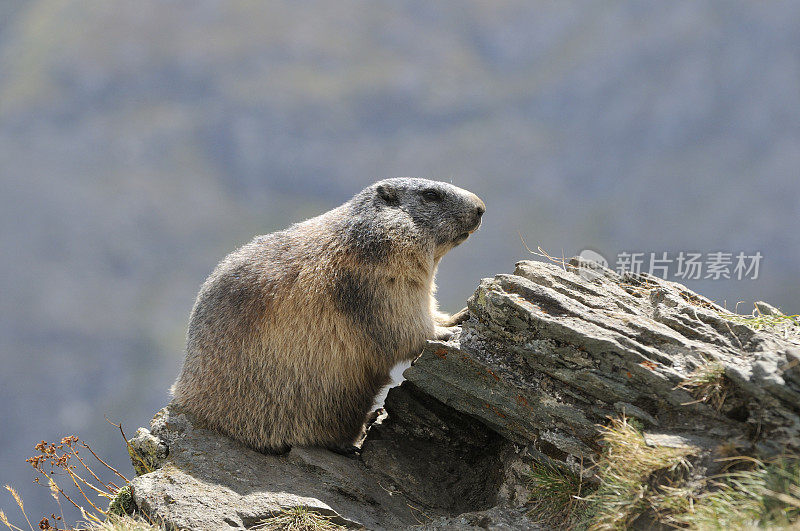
[421,189,443,202]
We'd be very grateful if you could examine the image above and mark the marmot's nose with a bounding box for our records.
[468,195,485,232]
[469,193,486,217]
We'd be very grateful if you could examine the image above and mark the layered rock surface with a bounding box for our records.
[127,405,421,529]
[126,259,799,529]
[402,260,800,475]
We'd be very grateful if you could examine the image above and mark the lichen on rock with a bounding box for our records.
[127,428,167,476]
[107,485,135,517]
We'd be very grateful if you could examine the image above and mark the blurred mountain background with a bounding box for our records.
[1,0,799,521]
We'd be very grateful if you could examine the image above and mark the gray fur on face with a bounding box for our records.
[171,178,484,454]
[347,178,485,260]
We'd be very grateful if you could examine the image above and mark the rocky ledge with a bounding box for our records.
[125,259,799,530]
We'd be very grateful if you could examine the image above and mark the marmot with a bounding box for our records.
[171,178,485,455]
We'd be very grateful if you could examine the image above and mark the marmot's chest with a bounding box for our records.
[328,272,433,354]
[374,281,434,354]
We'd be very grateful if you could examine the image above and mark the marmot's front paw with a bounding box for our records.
[437,307,470,327]
[326,443,361,458]
[260,444,292,456]
[434,325,460,341]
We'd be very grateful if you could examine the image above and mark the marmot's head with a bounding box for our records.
[347,178,485,264]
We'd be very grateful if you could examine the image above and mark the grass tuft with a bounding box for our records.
[87,515,161,530]
[657,457,800,529]
[676,361,729,410]
[107,486,135,518]
[586,417,692,530]
[252,506,346,531]
[577,416,800,529]
[526,461,592,528]
[718,303,800,342]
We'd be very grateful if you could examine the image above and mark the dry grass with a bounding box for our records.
[2,430,156,531]
[718,303,800,342]
[675,361,729,410]
[87,515,161,531]
[252,507,346,531]
[586,417,693,530]
[526,461,592,529]
[655,457,800,529]
[573,416,800,530]
[25,436,129,519]
[1,486,32,531]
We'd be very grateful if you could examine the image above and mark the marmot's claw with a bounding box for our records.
[261,444,292,456]
[438,307,470,327]
[326,443,362,458]
[450,307,470,325]
[434,325,460,341]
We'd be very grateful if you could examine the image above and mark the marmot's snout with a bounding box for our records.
[451,193,485,245]
[468,194,486,232]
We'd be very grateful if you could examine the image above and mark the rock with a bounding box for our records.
[419,506,539,530]
[127,404,421,530]
[128,427,167,476]
[754,300,784,316]
[399,259,800,479]
[360,381,529,513]
[126,259,800,529]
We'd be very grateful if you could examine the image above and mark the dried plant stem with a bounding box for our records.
[81,441,129,484]
[3,486,33,531]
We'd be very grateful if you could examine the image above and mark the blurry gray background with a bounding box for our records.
[1,0,799,522]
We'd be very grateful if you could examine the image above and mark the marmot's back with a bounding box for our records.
[171,178,485,454]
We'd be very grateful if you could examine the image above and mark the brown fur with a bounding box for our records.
[171,178,484,453]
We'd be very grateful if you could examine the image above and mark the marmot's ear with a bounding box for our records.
[376,184,399,205]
